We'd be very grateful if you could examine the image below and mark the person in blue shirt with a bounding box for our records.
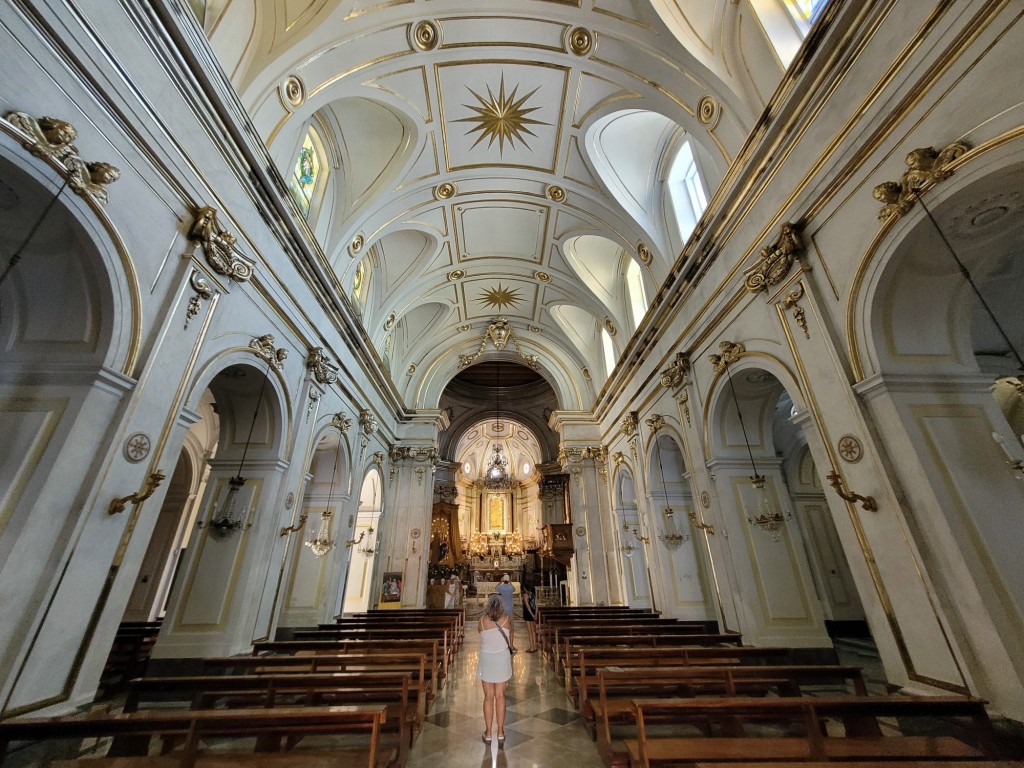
[496,574,515,617]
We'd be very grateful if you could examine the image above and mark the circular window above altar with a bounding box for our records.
[522,462,531,474]
[463,462,472,474]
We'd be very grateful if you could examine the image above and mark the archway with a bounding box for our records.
[613,466,651,609]
[340,467,383,614]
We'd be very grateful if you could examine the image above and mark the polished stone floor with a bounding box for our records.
[409,617,604,768]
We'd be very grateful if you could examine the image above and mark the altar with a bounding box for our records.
[473,580,520,600]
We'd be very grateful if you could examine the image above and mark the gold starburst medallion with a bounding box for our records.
[477,283,523,310]
[456,75,548,155]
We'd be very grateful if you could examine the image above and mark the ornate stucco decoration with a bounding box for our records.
[645,414,665,434]
[250,334,287,370]
[332,413,352,433]
[458,317,540,369]
[659,352,691,390]
[620,411,639,437]
[187,206,253,282]
[410,20,440,51]
[679,390,691,427]
[781,284,810,338]
[708,341,745,374]
[872,142,970,222]
[566,26,593,56]
[4,112,120,206]
[629,437,638,462]
[611,451,625,466]
[390,445,411,463]
[359,408,379,436]
[306,387,320,422]
[184,271,214,331]
[437,485,458,504]
[372,451,385,467]
[743,222,803,293]
[306,347,339,384]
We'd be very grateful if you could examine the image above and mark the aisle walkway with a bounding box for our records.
[408,614,604,768]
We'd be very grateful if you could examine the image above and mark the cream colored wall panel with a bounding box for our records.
[0,399,66,533]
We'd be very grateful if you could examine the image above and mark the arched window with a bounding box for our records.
[289,128,323,217]
[626,259,648,329]
[666,139,708,244]
[602,328,616,377]
[751,0,829,67]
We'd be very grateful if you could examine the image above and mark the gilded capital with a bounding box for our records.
[332,412,352,433]
[620,411,639,437]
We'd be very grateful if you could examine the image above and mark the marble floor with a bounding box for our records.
[410,619,604,768]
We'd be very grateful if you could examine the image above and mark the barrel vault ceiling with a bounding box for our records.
[205,0,776,411]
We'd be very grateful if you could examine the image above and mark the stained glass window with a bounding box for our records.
[289,132,320,216]
[789,0,827,22]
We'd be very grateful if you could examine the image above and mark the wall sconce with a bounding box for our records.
[279,511,308,537]
[688,510,715,536]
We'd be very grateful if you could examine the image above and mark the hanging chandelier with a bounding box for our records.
[724,361,789,542]
[483,443,513,490]
[305,435,341,558]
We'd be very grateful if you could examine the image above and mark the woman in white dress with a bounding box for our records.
[477,594,514,745]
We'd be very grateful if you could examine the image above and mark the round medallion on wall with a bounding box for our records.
[410,20,440,51]
[566,26,593,56]
[582,367,591,380]
[411,528,422,539]
[837,435,863,463]
[575,526,586,537]
[458,324,472,333]
[447,269,465,281]
[282,75,305,108]
[700,491,710,508]
[545,184,566,203]
[637,241,652,265]
[123,432,151,463]
[697,95,718,126]
[407,364,416,375]
[535,271,551,283]
[528,325,541,333]
[285,491,295,510]
[350,234,364,255]
[384,313,396,330]
[604,318,617,336]
[435,181,457,200]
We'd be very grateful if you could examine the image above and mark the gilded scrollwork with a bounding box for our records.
[359,408,379,436]
[659,352,691,389]
[873,142,970,222]
[188,206,253,282]
[250,334,287,370]
[743,222,803,293]
[645,414,665,434]
[458,317,540,370]
[306,347,339,385]
[620,411,639,437]
[611,451,625,466]
[332,412,352,433]
[781,284,810,338]
[708,341,744,374]
[184,271,214,331]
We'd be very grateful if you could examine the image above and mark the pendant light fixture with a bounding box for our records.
[484,360,512,490]
[306,434,341,558]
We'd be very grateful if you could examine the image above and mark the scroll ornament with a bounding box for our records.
[659,352,691,390]
[306,347,339,385]
[743,222,803,293]
[872,142,970,222]
[4,112,120,205]
[332,412,353,433]
[458,317,540,370]
[708,341,745,374]
[620,411,639,437]
[188,206,253,282]
[250,334,288,370]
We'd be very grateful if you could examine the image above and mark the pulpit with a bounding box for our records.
[542,523,573,567]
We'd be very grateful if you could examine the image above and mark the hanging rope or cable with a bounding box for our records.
[324,437,341,516]
[0,177,70,290]
[655,429,672,512]
[235,359,273,477]
[724,363,761,479]
[915,191,1024,373]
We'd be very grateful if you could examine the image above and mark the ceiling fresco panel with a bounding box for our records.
[436,61,569,173]
[435,16,568,53]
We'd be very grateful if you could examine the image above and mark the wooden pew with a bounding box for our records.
[566,646,791,703]
[626,695,1000,767]
[588,666,867,767]
[121,672,416,766]
[98,621,163,696]
[332,611,464,647]
[558,633,746,681]
[254,638,444,683]
[202,652,434,711]
[540,618,700,656]
[691,763,1024,768]
[0,705,389,768]
[291,628,454,678]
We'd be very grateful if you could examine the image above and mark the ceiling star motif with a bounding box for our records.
[478,282,523,310]
[456,75,547,154]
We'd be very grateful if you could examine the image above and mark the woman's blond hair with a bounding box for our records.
[484,594,505,621]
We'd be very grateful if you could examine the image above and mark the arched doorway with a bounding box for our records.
[613,467,651,609]
[340,467,383,614]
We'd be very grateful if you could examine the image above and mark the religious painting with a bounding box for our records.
[380,572,403,604]
[488,494,505,530]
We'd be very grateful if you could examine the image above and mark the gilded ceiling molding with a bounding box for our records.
[620,411,639,437]
[4,112,120,206]
[187,206,253,282]
[410,20,440,51]
[697,95,720,127]
[281,75,305,108]
[743,222,803,294]
[250,334,288,370]
[636,241,652,265]
[872,142,970,222]
[458,317,540,370]
[708,340,744,374]
[604,318,617,336]
[306,347,339,384]
[435,181,456,200]
[659,352,691,390]
[545,184,566,202]
[447,270,465,281]
[566,26,593,56]
[184,271,214,331]
[332,412,352,433]
[349,234,364,255]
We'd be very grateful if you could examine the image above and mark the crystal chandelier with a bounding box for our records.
[305,435,341,558]
[483,443,512,490]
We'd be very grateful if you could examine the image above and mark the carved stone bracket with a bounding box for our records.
[184,271,214,331]
[187,205,253,282]
[458,317,540,369]
[620,411,639,437]
[306,347,339,385]
[679,390,691,428]
[332,413,352,433]
[872,142,970,222]
[250,334,287,370]
[708,341,745,374]
[645,413,666,434]
[611,451,625,466]
[781,284,810,338]
[659,352,691,390]
[4,112,120,206]
[372,451,385,467]
[437,485,458,504]
[743,222,803,293]
[359,408,379,436]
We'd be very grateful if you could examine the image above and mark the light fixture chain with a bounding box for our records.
[724,363,760,478]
